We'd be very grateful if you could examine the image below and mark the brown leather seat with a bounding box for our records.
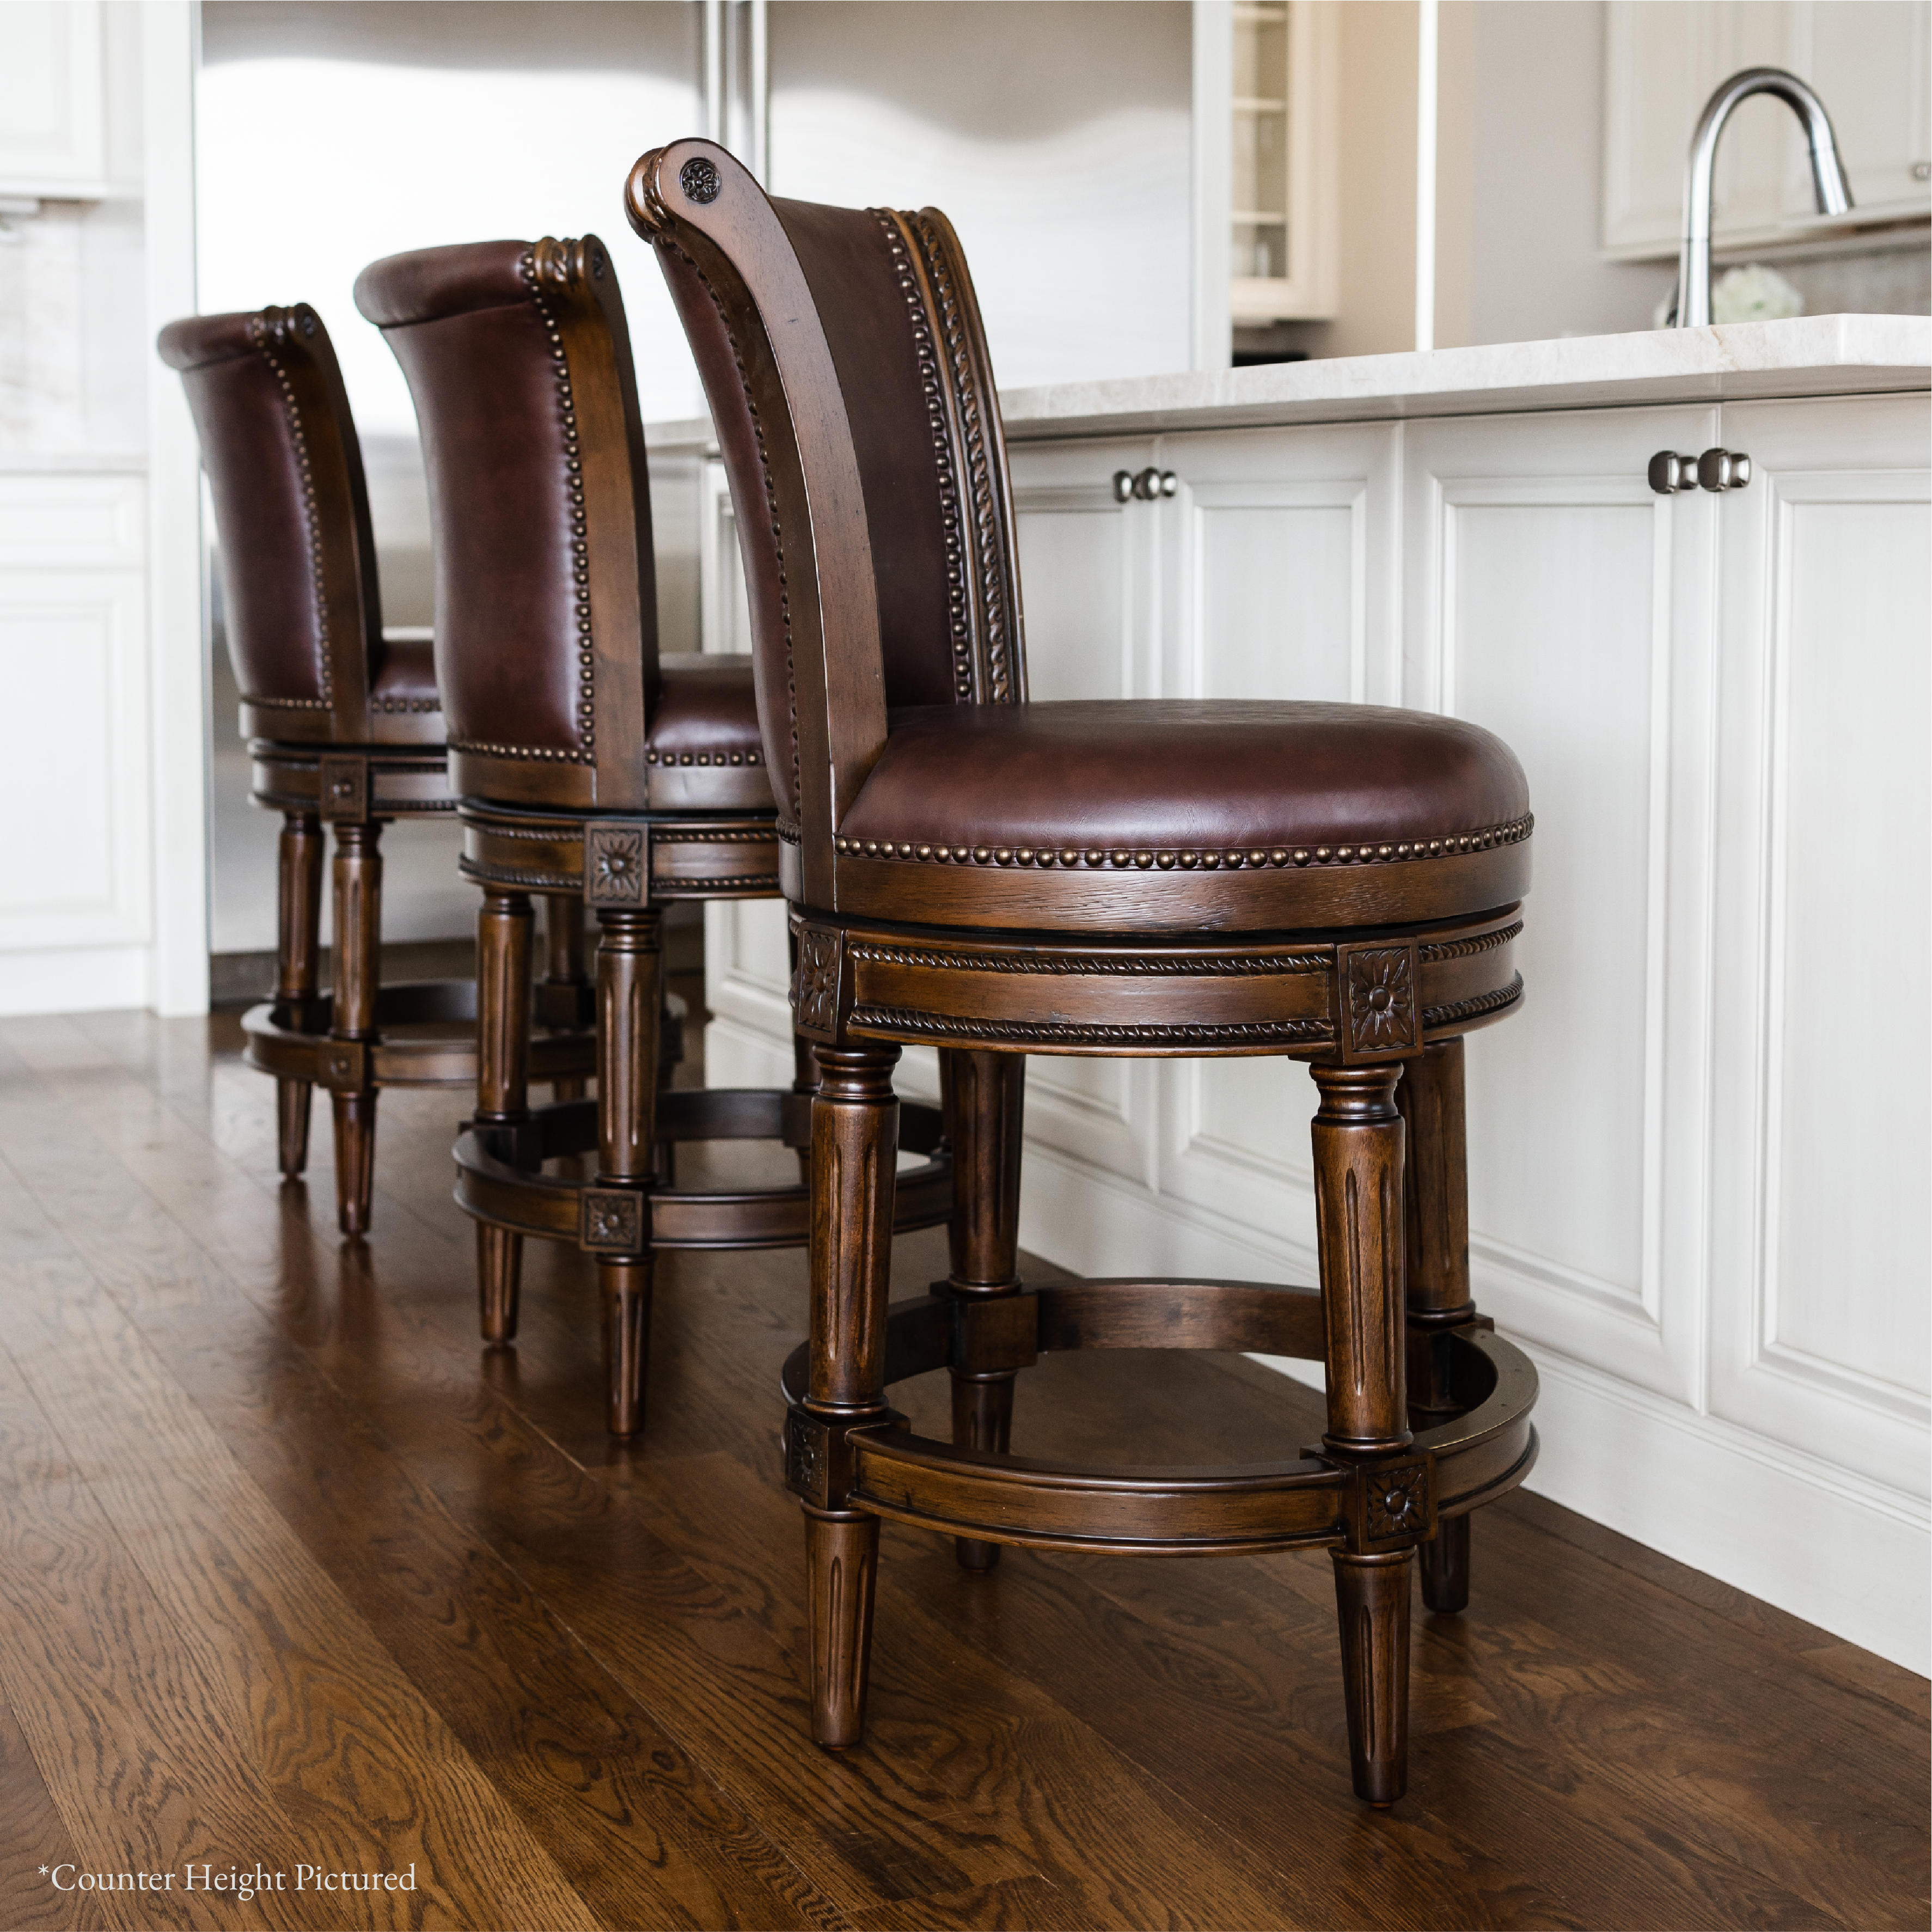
[644,653,769,794]
[369,632,443,716]
[839,699,1530,916]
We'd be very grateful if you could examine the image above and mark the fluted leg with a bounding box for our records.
[940,1048,1026,1572]
[1397,1037,1476,1614]
[475,889,534,1342]
[544,892,590,1102]
[802,1043,900,1749]
[597,909,661,1439]
[328,822,383,1237]
[1311,1060,1414,1805]
[274,811,325,1176]
[1331,1548,1414,1807]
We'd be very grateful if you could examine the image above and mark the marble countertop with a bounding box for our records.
[998,315,1931,441]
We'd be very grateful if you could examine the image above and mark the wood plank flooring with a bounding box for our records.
[0,1008,1922,1931]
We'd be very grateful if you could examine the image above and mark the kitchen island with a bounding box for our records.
[680,315,1931,1673]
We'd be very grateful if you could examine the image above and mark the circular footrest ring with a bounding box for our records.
[241,982,598,1091]
[454,1090,953,1253]
[779,1283,1537,1557]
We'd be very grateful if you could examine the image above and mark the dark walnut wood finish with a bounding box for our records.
[355,236,951,1438]
[631,139,1542,1806]
[157,303,594,1236]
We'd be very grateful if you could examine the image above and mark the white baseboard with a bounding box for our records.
[708,1028,1930,1676]
[0,945,150,1017]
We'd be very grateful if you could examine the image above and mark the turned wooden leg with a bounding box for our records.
[1332,1548,1414,1808]
[274,811,325,1176]
[1311,1060,1414,1806]
[596,909,661,1439]
[544,892,589,1103]
[327,821,383,1237]
[940,1047,1026,1573]
[475,888,534,1343]
[802,1043,901,1749]
[1396,1036,1475,1615]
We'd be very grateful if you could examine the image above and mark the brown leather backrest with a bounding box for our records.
[157,304,378,743]
[354,237,657,811]
[628,141,1025,891]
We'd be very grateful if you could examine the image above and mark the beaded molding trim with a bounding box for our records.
[834,813,1533,872]
[910,211,1018,705]
[846,943,1329,977]
[850,1007,1333,1049]
[247,308,334,712]
[520,240,597,765]
[1419,920,1524,964]
[661,238,801,819]
[1422,976,1524,1030]
[644,746,762,768]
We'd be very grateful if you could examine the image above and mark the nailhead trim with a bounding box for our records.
[248,311,333,711]
[519,241,596,760]
[834,814,1532,871]
[451,738,593,765]
[644,748,761,767]
[372,696,442,714]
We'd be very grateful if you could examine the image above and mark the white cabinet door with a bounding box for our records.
[1704,392,1931,1495]
[0,476,150,960]
[1151,420,1401,1257]
[1602,1,1931,258]
[0,1,106,194]
[1404,404,1721,1407]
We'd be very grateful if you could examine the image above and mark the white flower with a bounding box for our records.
[1711,263,1805,323]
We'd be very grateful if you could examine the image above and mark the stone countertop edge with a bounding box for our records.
[994,315,1932,440]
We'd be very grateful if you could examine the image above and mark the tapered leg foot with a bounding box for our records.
[331,1091,377,1237]
[1420,1513,1470,1615]
[950,1372,1014,1572]
[602,1256,653,1439]
[804,1503,879,1749]
[276,1077,313,1177]
[478,1224,523,1343]
[1332,1549,1413,1806]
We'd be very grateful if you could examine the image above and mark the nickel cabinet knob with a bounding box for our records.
[1111,467,1179,503]
[1648,448,1752,494]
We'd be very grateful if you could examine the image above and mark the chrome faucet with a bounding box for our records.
[1673,67,1853,327]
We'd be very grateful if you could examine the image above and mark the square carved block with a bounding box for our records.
[583,822,649,906]
[317,755,368,823]
[1336,939,1422,1062]
[579,1185,646,1254]
[318,1038,368,1092]
[1350,1456,1438,1553]
[791,923,843,1040]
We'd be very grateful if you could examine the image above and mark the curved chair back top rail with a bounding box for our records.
[158,304,441,748]
[628,149,1025,888]
[626,142,1530,933]
[357,236,769,816]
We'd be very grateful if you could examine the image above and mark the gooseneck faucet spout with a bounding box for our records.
[1674,67,1853,327]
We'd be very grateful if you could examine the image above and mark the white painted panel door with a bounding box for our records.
[1404,405,1720,1405]
[1786,2,1932,226]
[1007,436,1160,1184]
[1706,393,1931,1497]
[0,478,150,953]
[1154,421,1399,1262]
[0,0,106,193]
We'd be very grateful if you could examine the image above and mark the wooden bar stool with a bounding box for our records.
[354,237,953,1438]
[631,142,1542,1805]
[158,305,594,1236]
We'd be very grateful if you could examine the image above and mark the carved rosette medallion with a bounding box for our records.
[317,755,368,823]
[791,926,843,1040]
[1338,940,1421,1061]
[680,157,721,204]
[784,1409,824,1505]
[584,824,647,906]
[579,1187,645,1254]
[1363,1462,1431,1542]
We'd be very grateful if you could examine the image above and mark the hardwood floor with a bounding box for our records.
[0,1008,1922,1931]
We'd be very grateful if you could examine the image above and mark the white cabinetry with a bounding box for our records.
[0,1,107,194]
[1603,1,1932,258]
[0,469,152,1011]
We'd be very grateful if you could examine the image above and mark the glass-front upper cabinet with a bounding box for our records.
[1230,0,1337,323]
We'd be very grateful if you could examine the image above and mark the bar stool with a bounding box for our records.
[158,304,594,1236]
[631,142,1542,1805]
[354,236,953,1437]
